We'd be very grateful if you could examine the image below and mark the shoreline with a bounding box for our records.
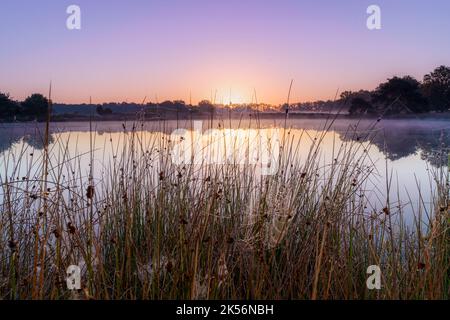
[2,111,450,123]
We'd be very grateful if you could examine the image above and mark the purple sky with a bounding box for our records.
[1,0,450,104]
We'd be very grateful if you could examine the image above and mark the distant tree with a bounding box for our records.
[340,91,354,104]
[96,105,104,115]
[422,65,450,112]
[21,94,49,119]
[340,90,373,113]
[0,92,19,119]
[96,105,112,115]
[279,103,289,113]
[173,100,187,110]
[198,100,214,112]
[349,97,375,115]
[372,76,428,114]
[160,100,174,108]
[198,100,215,119]
[157,100,188,112]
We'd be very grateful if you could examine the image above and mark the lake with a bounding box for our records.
[0,118,448,228]
[1,117,449,300]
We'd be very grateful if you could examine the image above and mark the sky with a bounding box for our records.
[1,0,450,105]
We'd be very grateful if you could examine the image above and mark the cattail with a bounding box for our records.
[166,260,173,273]
[8,240,17,251]
[52,229,60,239]
[86,185,95,199]
[67,222,76,234]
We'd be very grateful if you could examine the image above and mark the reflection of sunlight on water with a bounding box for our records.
[170,123,281,176]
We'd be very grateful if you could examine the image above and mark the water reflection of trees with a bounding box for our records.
[22,131,55,149]
[339,124,450,167]
[0,122,448,167]
[0,126,55,153]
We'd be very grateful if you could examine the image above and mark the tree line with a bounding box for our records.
[1,65,449,120]
[343,65,450,115]
[0,93,49,121]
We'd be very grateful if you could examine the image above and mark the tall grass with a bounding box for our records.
[0,117,448,300]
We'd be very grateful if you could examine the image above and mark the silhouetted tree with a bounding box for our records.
[173,100,188,111]
[0,92,19,119]
[198,100,215,121]
[422,65,450,112]
[96,105,113,115]
[198,100,215,112]
[158,100,188,112]
[340,90,373,113]
[160,100,174,108]
[349,97,375,115]
[96,105,104,115]
[372,76,428,114]
[21,94,49,119]
[340,91,354,104]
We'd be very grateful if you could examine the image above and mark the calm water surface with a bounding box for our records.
[0,118,448,226]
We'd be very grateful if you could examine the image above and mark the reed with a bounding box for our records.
[0,115,448,300]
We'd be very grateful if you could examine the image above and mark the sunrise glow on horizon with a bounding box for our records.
[1,0,450,105]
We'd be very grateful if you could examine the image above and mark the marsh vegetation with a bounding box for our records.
[0,117,448,300]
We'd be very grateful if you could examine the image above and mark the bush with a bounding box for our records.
[372,76,428,114]
[0,92,20,119]
[21,94,50,119]
[422,65,450,112]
